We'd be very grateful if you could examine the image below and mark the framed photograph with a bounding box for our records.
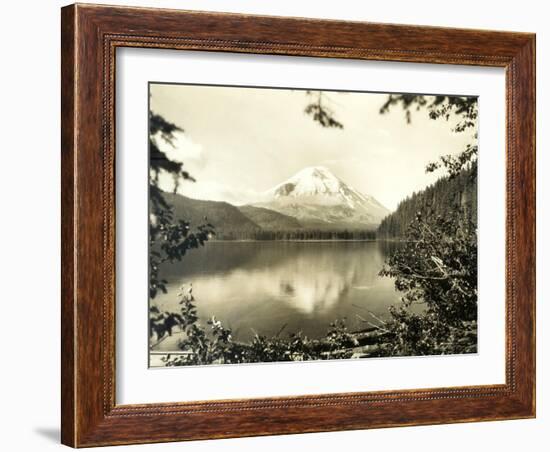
[61,4,536,447]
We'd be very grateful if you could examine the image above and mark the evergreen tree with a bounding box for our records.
[378,165,477,237]
[148,112,214,299]
[376,95,479,355]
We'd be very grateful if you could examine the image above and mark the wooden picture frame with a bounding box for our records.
[61,3,535,447]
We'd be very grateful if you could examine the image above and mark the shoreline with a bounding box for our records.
[150,325,385,353]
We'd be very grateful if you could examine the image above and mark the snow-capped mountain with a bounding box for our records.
[253,166,390,229]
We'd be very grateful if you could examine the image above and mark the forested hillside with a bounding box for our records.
[378,165,477,237]
[237,205,303,230]
[160,192,261,234]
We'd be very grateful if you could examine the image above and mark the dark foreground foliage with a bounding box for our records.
[375,94,479,356]
[148,110,215,299]
[377,210,478,356]
[151,287,359,366]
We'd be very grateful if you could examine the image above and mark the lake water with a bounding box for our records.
[154,241,403,344]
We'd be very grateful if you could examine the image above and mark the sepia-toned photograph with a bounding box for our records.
[148,83,478,367]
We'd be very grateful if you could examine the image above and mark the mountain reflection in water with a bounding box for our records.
[154,241,402,343]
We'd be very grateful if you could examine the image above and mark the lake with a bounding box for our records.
[153,241,403,344]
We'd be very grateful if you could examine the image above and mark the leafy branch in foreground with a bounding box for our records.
[148,109,214,299]
[378,211,478,356]
[149,205,214,298]
[154,284,359,366]
[380,94,478,177]
[304,91,344,129]
[376,93,479,356]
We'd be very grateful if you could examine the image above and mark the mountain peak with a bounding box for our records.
[294,166,335,178]
[269,166,344,199]
[257,166,390,228]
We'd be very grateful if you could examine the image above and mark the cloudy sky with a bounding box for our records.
[150,83,476,211]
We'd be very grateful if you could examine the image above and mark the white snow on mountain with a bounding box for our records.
[254,166,390,228]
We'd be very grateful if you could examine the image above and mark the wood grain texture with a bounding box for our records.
[60,3,536,447]
[60,5,76,447]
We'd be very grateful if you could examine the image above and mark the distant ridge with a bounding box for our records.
[159,191,260,233]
